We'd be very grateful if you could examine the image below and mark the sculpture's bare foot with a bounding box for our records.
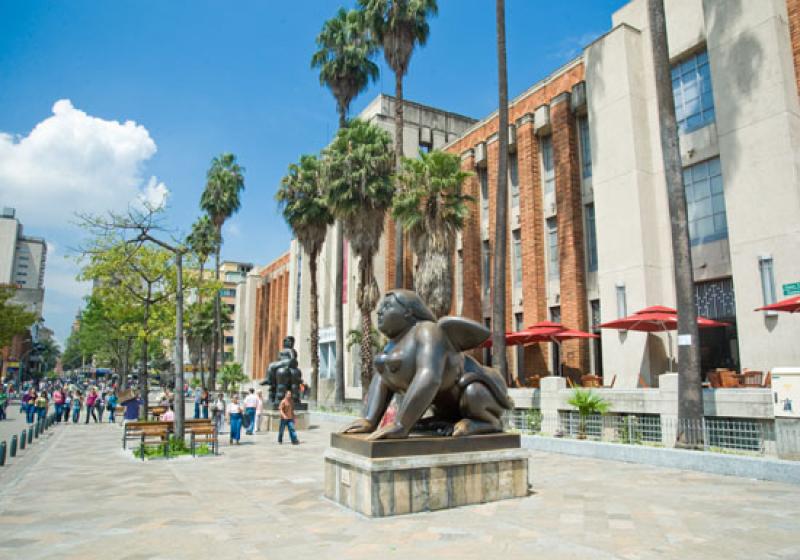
[453,419,502,437]
[366,422,407,441]
[341,418,375,434]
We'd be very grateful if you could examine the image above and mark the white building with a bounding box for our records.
[0,207,47,316]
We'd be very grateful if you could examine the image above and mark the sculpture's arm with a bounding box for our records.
[341,375,393,434]
[369,326,445,440]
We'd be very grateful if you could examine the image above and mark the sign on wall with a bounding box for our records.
[783,282,800,296]
[772,368,800,419]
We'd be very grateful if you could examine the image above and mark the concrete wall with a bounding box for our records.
[0,217,18,283]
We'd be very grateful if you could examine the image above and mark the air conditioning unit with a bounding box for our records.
[474,142,487,167]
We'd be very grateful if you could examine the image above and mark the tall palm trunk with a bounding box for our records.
[357,255,379,394]
[334,110,346,404]
[394,74,406,289]
[492,0,510,383]
[198,260,206,388]
[210,236,222,391]
[648,0,703,443]
[309,255,320,402]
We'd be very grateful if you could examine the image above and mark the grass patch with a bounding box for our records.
[132,436,211,459]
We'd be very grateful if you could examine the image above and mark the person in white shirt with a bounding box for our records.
[255,390,265,432]
[243,388,259,435]
[227,395,244,444]
[212,393,226,435]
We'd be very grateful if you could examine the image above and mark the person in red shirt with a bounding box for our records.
[278,391,299,445]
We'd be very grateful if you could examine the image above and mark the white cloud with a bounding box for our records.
[138,176,169,210]
[0,99,169,225]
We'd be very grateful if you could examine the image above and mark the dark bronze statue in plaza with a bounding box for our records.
[342,290,513,440]
[261,336,305,409]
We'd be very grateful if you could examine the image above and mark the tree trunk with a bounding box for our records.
[492,0,510,384]
[334,106,347,405]
[140,287,151,420]
[648,0,703,444]
[360,309,373,398]
[210,238,221,391]
[357,254,379,398]
[394,74,405,288]
[309,254,320,403]
[334,223,345,404]
[174,251,185,440]
[198,260,205,388]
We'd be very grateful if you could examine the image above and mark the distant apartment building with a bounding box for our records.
[218,260,253,364]
[446,0,800,387]
[0,207,48,379]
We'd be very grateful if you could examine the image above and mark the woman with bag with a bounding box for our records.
[227,394,243,445]
[212,393,226,435]
[106,392,118,423]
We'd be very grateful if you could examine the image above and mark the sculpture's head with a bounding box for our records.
[377,290,436,338]
[283,336,295,349]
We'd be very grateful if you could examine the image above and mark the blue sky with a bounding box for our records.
[0,0,627,344]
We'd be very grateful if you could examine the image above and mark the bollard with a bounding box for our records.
[34,421,39,438]
[27,427,33,445]
[10,435,17,457]
[0,441,5,466]
[20,431,26,450]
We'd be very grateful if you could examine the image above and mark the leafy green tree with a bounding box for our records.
[200,153,245,390]
[312,7,378,404]
[277,154,334,402]
[324,119,394,393]
[219,362,247,393]
[359,0,438,287]
[393,150,473,318]
[0,286,38,350]
[567,389,609,439]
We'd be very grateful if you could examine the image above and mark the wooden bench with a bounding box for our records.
[123,421,173,450]
[138,424,170,460]
[187,423,218,456]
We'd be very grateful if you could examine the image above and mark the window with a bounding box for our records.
[483,317,492,366]
[509,153,520,208]
[219,288,236,298]
[759,257,776,308]
[225,303,235,313]
[456,248,464,315]
[578,116,592,178]
[479,167,489,224]
[672,50,715,133]
[549,306,561,375]
[616,284,627,318]
[590,299,603,375]
[224,336,234,345]
[295,251,302,321]
[547,218,559,281]
[419,142,432,154]
[512,230,522,290]
[515,312,524,379]
[319,341,336,379]
[585,204,598,272]
[683,157,727,245]
[482,240,491,295]
[541,136,555,196]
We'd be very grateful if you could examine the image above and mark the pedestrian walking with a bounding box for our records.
[107,392,118,423]
[212,393,226,435]
[53,387,65,422]
[63,391,72,422]
[227,395,244,445]
[193,385,201,419]
[72,391,83,423]
[0,385,8,420]
[278,390,299,445]
[35,391,48,422]
[85,388,99,423]
[200,388,210,419]
[244,388,258,435]
[255,390,264,432]
[23,388,36,424]
[96,392,106,422]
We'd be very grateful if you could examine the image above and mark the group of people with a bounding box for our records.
[14,385,121,424]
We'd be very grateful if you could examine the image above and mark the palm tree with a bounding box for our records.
[186,215,219,387]
[359,0,438,289]
[324,119,394,393]
[276,154,334,403]
[647,0,703,445]
[312,8,379,404]
[492,0,510,384]
[393,150,473,317]
[200,152,245,390]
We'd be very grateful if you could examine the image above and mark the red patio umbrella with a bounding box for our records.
[481,320,566,348]
[755,296,800,314]
[522,326,599,377]
[599,306,728,367]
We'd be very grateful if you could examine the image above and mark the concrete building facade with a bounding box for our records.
[248,253,290,381]
[0,207,47,315]
[218,260,253,364]
[447,0,800,388]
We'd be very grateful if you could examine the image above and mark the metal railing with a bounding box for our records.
[504,409,790,458]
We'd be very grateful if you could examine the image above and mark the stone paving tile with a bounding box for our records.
[1,420,799,559]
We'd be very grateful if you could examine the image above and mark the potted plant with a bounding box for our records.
[567,389,610,439]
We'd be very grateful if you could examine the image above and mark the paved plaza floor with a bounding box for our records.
[1,416,799,560]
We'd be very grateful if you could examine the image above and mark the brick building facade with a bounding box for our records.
[250,253,290,381]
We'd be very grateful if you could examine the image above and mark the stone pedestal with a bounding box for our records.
[324,433,529,517]
[259,411,309,432]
